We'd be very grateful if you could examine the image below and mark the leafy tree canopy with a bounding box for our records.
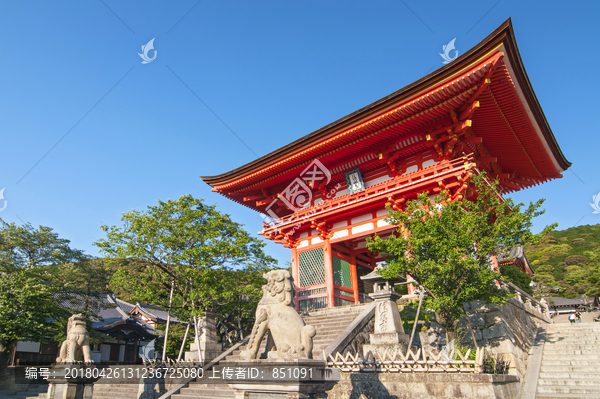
[94,195,277,325]
[0,219,81,370]
[0,219,82,272]
[367,173,553,333]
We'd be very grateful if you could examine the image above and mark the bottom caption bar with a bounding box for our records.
[11,363,336,385]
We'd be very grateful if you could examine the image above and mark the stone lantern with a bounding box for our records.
[360,266,410,356]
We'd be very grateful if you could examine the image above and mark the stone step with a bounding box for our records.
[536,394,600,398]
[543,350,600,356]
[1,386,49,399]
[543,341,600,346]
[92,383,140,399]
[537,385,600,394]
[543,352,600,358]
[181,387,236,396]
[538,379,600,387]
[544,340,600,345]
[544,347,600,352]
[314,337,342,343]
[546,324,600,328]
[92,385,139,393]
[546,334,600,337]
[544,335,600,340]
[309,321,358,327]
[305,312,360,318]
[542,360,600,367]
[542,358,600,365]
[306,318,358,325]
[303,314,358,324]
[542,364,600,371]
[540,372,600,379]
[92,396,138,399]
[175,394,234,399]
[546,329,600,334]
[311,323,357,330]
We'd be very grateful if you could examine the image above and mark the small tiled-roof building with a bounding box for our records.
[11,294,180,366]
[547,295,593,315]
[497,245,534,276]
[129,302,181,329]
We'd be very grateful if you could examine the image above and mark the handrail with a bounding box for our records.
[503,283,551,322]
[156,337,249,399]
[318,302,376,361]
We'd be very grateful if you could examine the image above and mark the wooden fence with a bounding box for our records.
[326,347,485,373]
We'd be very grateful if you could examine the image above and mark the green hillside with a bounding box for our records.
[525,223,600,298]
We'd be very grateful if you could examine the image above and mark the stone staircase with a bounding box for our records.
[171,304,369,399]
[92,382,139,399]
[90,365,169,399]
[536,322,600,398]
[0,383,48,399]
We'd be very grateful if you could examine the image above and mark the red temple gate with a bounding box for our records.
[201,19,570,311]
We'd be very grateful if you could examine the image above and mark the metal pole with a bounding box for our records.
[195,316,202,364]
[176,322,191,362]
[408,288,424,348]
[161,281,174,361]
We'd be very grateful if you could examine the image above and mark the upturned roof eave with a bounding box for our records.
[201,18,570,188]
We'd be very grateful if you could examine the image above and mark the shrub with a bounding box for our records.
[540,236,558,245]
[542,244,572,256]
[565,255,589,265]
[535,265,554,274]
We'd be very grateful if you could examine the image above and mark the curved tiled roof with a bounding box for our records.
[497,246,524,262]
[201,18,570,213]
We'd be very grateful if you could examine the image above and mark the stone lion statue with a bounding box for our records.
[56,313,93,364]
[240,269,316,361]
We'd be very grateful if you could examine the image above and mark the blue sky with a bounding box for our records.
[1,1,598,266]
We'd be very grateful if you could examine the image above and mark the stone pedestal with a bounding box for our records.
[225,359,339,399]
[46,366,99,399]
[361,277,410,357]
[184,312,223,363]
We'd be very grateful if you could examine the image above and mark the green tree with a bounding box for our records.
[532,273,559,299]
[367,173,553,337]
[499,264,533,295]
[49,257,114,316]
[94,195,277,346]
[0,219,82,371]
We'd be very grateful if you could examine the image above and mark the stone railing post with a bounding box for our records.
[516,291,523,303]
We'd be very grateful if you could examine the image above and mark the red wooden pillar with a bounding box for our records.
[350,250,360,304]
[323,239,335,308]
[491,255,501,288]
[291,246,300,311]
[407,274,417,294]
